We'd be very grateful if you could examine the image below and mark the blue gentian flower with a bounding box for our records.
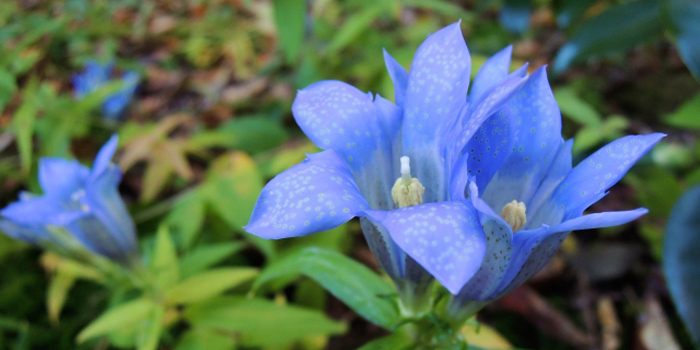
[245,22,662,313]
[0,136,139,263]
[73,60,140,120]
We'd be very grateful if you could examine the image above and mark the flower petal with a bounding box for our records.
[383,49,408,107]
[459,107,515,197]
[38,158,90,197]
[292,80,391,169]
[551,133,665,221]
[403,22,471,149]
[246,150,369,239]
[481,68,564,212]
[292,81,398,209]
[84,164,138,258]
[495,208,648,299]
[456,182,514,299]
[90,134,119,183]
[525,139,573,228]
[365,200,487,295]
[469,45,513,105]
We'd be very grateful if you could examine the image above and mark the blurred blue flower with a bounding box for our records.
[0,136,139,263]
[73,60,139,120]
[245,22,662,309]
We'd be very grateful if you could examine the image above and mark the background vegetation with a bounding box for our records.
[0,0,699,349]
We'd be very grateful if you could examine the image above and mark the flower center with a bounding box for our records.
[391,156,425,208]
[500,200,526,232]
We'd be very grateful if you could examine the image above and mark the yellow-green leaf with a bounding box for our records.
[165,268,258,305]
[77,298,156,343]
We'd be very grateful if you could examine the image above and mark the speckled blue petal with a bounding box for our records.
[449,75,526,161]
[481,68,564,212]
[365,200,487,294]
[525,139,573,228]
[463,108,514,196]
[495,208,648,298]
[84,163,137,257]
[373,94,403,142]
[456,182,514,298]
[400,23,471,202]
[90,134,119,183]
[1,196,65,227]
[73,60,111,98]
[246,150,369,239]
[469,46,513,105]
[551,133,665,221]
[38,158,90,197]
[292,80,391,168]
[383,49,408,107]
[102,70,139,119]
[403,22,470,148]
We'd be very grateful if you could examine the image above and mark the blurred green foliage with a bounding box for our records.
[0,0,698,349]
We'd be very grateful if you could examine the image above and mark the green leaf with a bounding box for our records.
[257,140,318,178]
[175,328,236,350]
[136,304,165,350]
[252,247,399,328]
[553,87,602,126]
[13,78,39,174]
[0,68,16,112]
[328,5,388,54]
[179,242,247,279]
[165,268,258,304]
[665,93,700,129]
[556,0,597,27]
[553,0,664,73]
[166,190,206,249]
[150,225,179,288]
[666,0,700,81]
[46,271,76,324]
[273,0,306,61]
[189,117,289,154]
[202,152,264,231]
[624,166,683,220]
[184,296,346,347]
[356,332,413,350]
[77,298,156,343]
[664,185,700,346]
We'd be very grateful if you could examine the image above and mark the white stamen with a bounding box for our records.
[400,156,411,185]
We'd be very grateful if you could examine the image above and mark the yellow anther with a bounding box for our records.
[391,156,425,208]
[500,200,527,232]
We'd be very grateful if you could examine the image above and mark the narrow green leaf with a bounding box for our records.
[556,0,597,27]
[13,78,38,174]
[175,328,236,350]
[253,247,399,328]
[665,93,700,129]
[188,117,289,154]
[184,296,346,347]
[77,298,156,343]
[666,0,700,81]
[165,268,258,304]
[356,332,413,350]
[179,242,247,279]
[46,271,76,324]
[273,0,306,61]
[328,5,387,54]
[553,87,602,126]
[151,225,179,288]
[202,152,263,231]
[136,305,165,350]
[553,0,664,73]
[664,185,700,346]
[166,190,206,249]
